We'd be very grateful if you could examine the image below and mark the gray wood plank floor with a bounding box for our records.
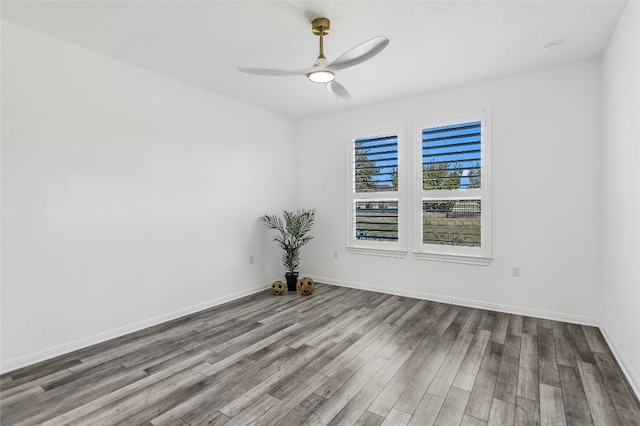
[2,284,639,425]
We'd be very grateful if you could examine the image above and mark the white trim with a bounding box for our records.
[347,246,407,258]
[413,251,492,265]
[0,282,272,375]
[599,324,640,401]
[312,276,599,326]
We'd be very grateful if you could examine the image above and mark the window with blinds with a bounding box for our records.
[349,127,404,255]
[354,135,398,193]
[421,121,481,248]
[416,111,491,263]
[422,121,481,191]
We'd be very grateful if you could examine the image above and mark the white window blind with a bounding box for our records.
[354,134,398,242]
[348,127,405,256]
[422,121,481,247]
[416,111,491,264]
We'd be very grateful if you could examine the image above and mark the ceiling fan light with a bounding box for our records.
[308,70,335,83]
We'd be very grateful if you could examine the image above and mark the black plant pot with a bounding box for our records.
[285,272,299,292]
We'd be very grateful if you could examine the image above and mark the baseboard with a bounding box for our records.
[599,324,640,400]
[313,276,600,327]
[0,282,272,375]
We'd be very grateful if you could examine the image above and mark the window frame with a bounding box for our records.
[414,109,492,265]
[346,124,407,257]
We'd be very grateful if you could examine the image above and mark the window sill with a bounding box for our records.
[413,251,492,265]
[347,246,407,258]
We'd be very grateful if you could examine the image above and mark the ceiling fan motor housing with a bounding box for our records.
[311,18,330,35]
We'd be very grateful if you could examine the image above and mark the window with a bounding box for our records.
[347,126,406,256]
[346,110,490,264]
[415,111,491,264]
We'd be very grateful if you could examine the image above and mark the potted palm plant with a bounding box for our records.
[261,208,316,291]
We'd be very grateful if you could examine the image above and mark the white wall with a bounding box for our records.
[296,59,603,324]
[601,0,640,395]
[0,21,295,372]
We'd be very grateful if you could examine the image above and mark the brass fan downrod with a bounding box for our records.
[312,18,330,59]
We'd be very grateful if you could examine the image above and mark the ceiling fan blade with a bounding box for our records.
[326,36,389,71]
[327,80,351,101]
[238,67,306,77]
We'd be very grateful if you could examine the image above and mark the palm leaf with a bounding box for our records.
[261,208,316,273]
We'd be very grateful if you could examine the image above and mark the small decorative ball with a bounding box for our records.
[271,280,285,295]
[297,277,315,296]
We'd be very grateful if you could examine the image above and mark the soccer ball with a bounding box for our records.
[297,277,315,295]
[271,280,285,295]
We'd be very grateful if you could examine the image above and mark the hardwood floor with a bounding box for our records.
[1,284,639,425]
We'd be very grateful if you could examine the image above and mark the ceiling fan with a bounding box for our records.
[238,17,389,101]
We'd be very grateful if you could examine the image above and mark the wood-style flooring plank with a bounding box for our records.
[567,323,597,364]
[277,392,327,425]
[381,408,412,426]
[316,322,391,379]
[494,333,521,404]
[452,329,491,392]
[218,344,319,418]
[577,360,621,425]
[478,310,497,332]
[465,341,504,421]
[538,325,561,388]
[201,323,302,376]
[314,325,393,400]
[487,398,516,426]
[558,364,594,426]
[375,301,428,359]
[224,393,279,426]
[461,309,482,334]
[489,312,509,344]
[434,387,470,426]
[552,321,578,368]
[407,392,444,426]
[0,368,70,401]
[515,395,540,426]
[367,338,437,417]
[252,373,328,426]
[149,351,267,425]
[461,414,488,426]
[394,337,454,414]
[427,332,474,398]
[305,355,387,425]
[517,333,540,402]
[265,337,345,399]
[582,326,609,354]
[7,367,149,425]
[507,314,523,338]
[326,348,412,425]
[523,316,538,335]
[355,410,385,426]
[40,350,210,426]
[593,351,640,425]
[539,383,567,425]
[69,363,210,426]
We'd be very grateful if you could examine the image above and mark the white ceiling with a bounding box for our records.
[1,1,628,119]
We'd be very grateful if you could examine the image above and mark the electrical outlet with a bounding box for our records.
[249,255,254,265]
[512,266,521,277]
